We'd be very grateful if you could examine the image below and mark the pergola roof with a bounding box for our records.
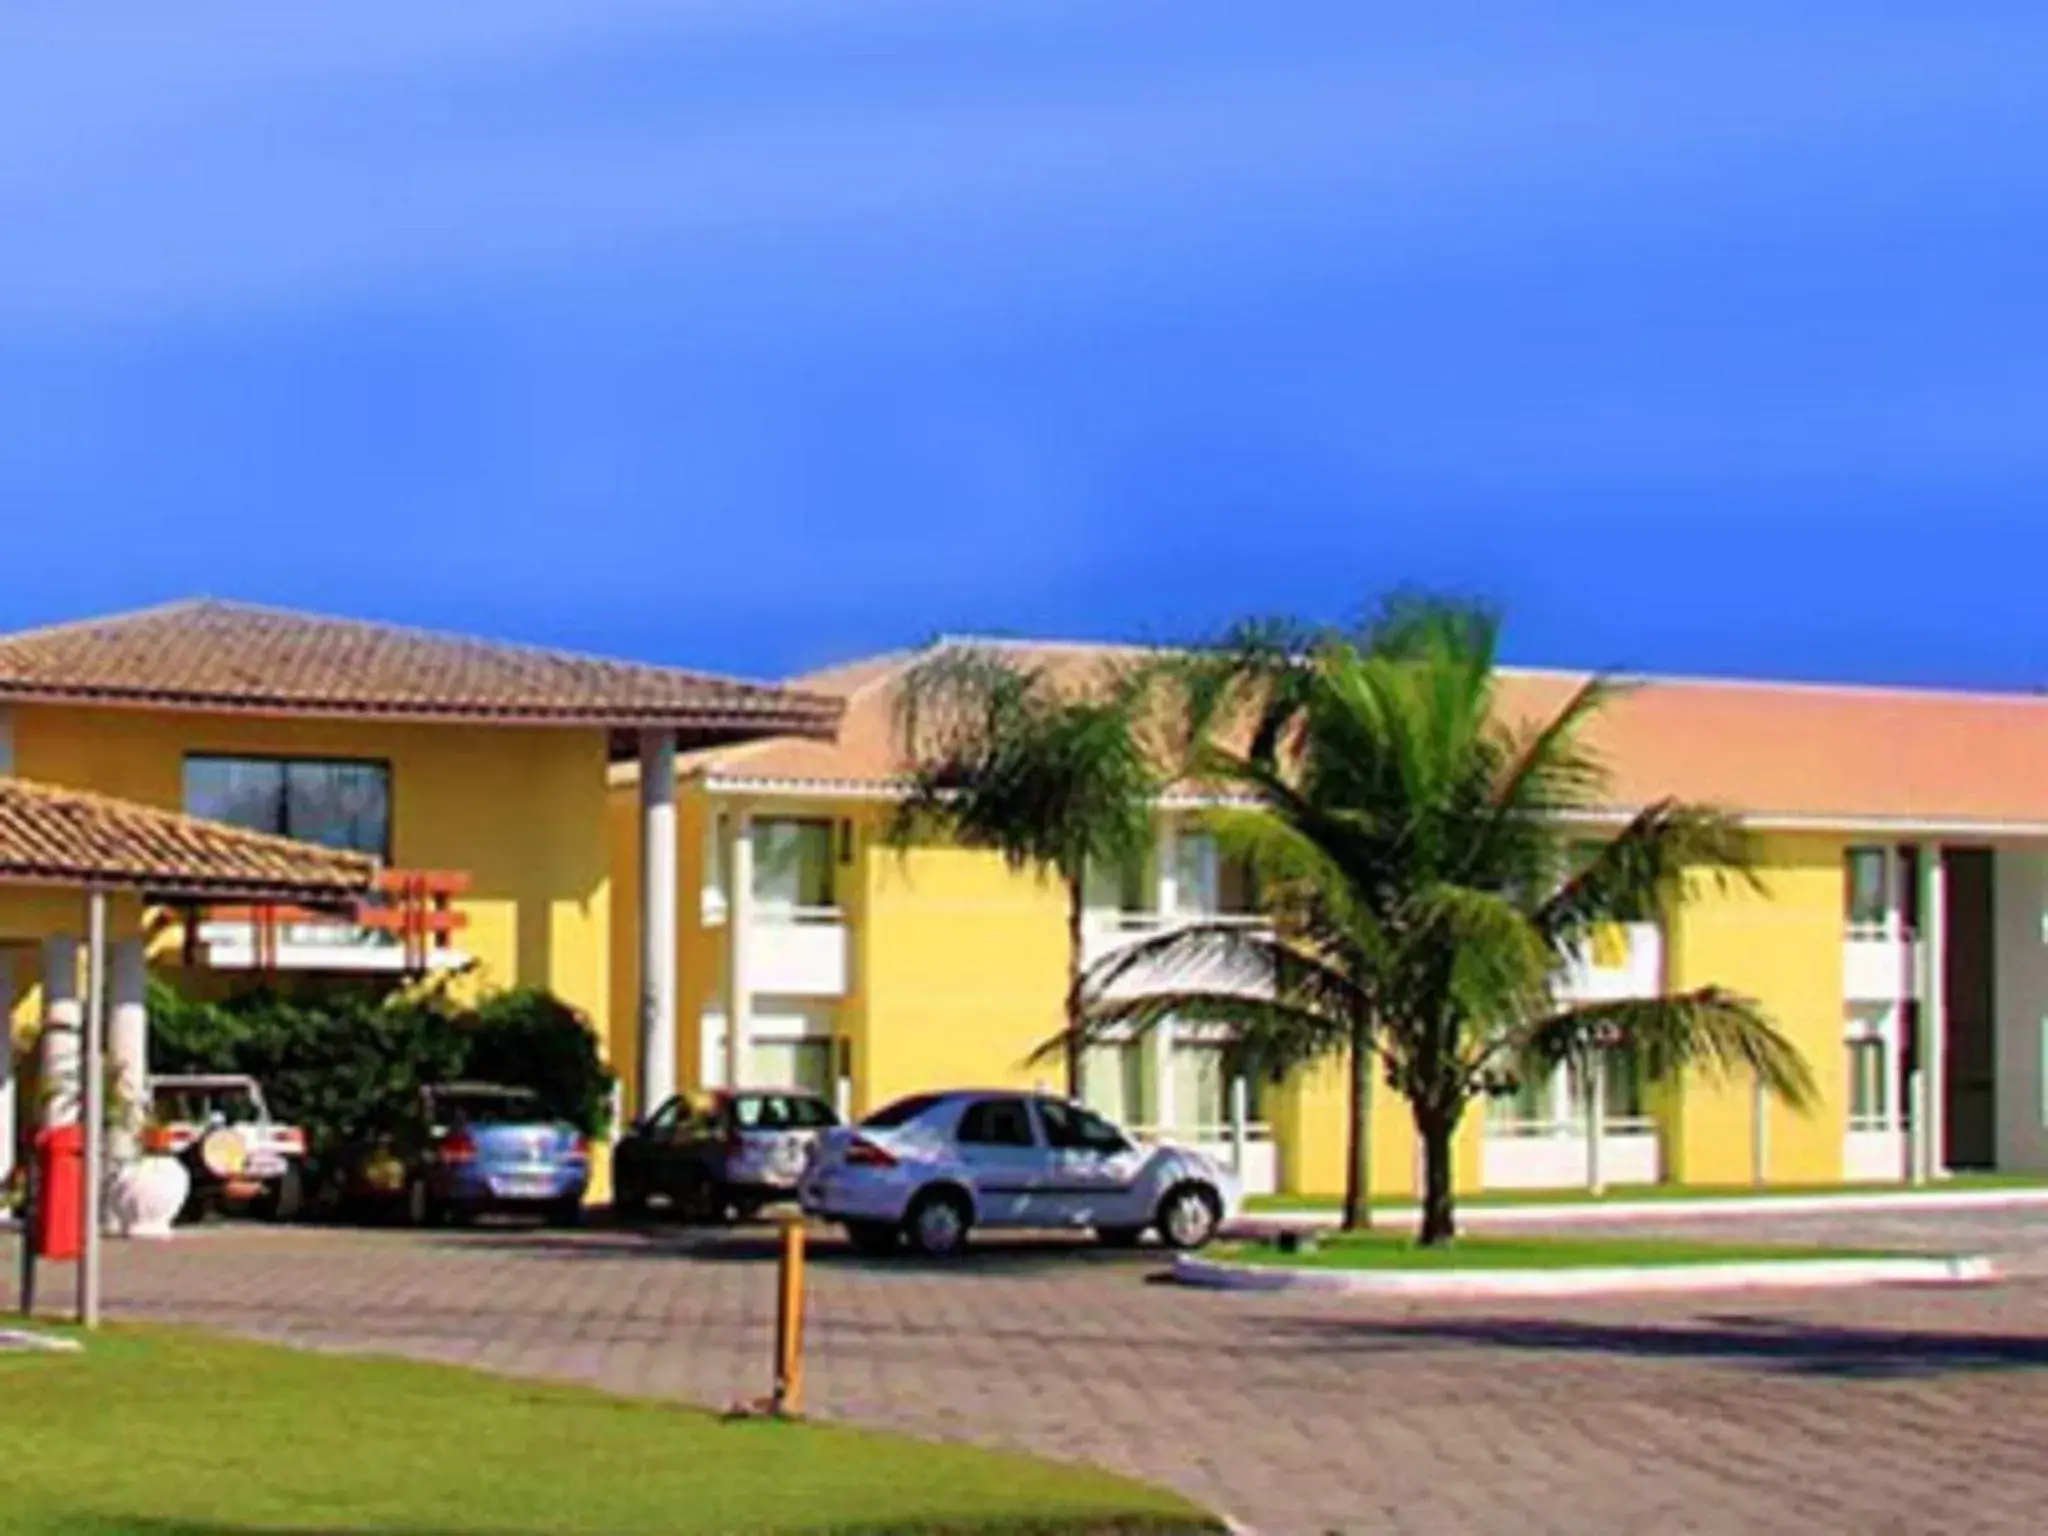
[0,599,842,747]
[0,776,377,900]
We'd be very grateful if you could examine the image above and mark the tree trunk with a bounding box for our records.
[1063,872,1086,1100]
[1417,1105,1458,1247]
[1341,1016,1374,1231]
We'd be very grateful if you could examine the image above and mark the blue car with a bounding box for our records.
[386,1082,590,1227]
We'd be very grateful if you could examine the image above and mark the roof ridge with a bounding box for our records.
[1496,662,2048,708]
[0,596,216,650]
[677,647,923,777]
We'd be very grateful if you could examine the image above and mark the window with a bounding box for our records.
[1171,1041,1262,1133]
[752,819,836,909]
[747,1039,835,1098]
[957,1097,1036,1148]
[1847,1039,1890,1130]
[1083,1042,1148,1126]
[1175,832,1257,916]
[860,1094,943,1130]
[1845,847,1890,930]
[1037,1098,1131,1154]
[185,755,391,857]
[640,1096,686,1136]
[1847,1005,1895,1132]
[1488,1067,1559,1131]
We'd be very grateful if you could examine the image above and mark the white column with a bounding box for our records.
[725,810,754,1091]
[637,730,678,1120]
[108,938,148,1166]
[40,935,82,1129]
[1150,815,1178,1133]
[1228,1073,1249,1176]
[1585,1053,1606,1195]
[0,949,15,1200]
[80,891,107,1326]
[1920,843,1948,1178]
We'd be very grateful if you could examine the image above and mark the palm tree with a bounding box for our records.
[891,643,1164,1098]
[1079,598,1815,1245]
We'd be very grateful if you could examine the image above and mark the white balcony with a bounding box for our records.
[1481,1122,1662,1190]
[197,917,470,974]
[1845,1126,1907,1182]
[1553,922,1662,1003]
[749,907,850,997]
[1844,931,1915,1003]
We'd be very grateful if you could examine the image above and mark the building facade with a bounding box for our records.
[0,599,835,1197]
[612,639,2048,1199]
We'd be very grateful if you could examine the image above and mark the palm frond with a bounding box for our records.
[1516,988,1816,1110]
[1535,799,1758,948]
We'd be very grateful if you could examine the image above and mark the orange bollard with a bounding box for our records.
[771,1212,807,1417]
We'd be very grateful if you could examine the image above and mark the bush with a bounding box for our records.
[148,979,616,1179]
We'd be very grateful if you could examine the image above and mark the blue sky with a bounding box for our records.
[3,3,2045,687]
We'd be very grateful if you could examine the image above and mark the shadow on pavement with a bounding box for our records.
[1265,1309,2048,1380]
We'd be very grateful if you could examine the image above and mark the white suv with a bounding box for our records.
[799,1089,1239,1257]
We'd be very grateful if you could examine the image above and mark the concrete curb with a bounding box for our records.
[1237,1187,2048,1230]
[1173,1251,1999,1297]
[0,1327,82,1353]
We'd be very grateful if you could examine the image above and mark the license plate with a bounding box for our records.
[495,1176,554,1200]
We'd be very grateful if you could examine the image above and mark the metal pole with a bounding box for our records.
[771,1213,808,1417]
[78,889,107,1328]
[1229,1074,1249,1179]
[1585,1054,1606,1197]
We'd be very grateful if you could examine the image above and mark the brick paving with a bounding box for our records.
[10,1205,2048,1535]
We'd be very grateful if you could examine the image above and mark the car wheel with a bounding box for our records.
[844,1220,899,1257]
[903,1189,972,1258]
[1154,1183,1222,1251]
[1094,1225,1146,1249]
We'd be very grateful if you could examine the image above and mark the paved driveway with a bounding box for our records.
[11,1205,2048,1535]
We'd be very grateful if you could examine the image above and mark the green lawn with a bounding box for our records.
[1245,1171,2048,1216]
[1213,1230,1895,1271]
[0,1324,1218,1536]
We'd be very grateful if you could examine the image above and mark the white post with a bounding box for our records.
[40,935,81,1129]
[1150,815,1179,1135]
[108,938,148,1166]
[0,949,15,1207]
[80,890,107,1328]
[1585,1053,1606,1196]
[637,730,678,1121]
[1908,1068,1930,1186]
[1751,1071,1769,1187]
[1229,1073,1248,1178]
[1919,844,1948,1178]
[725,810,754,1091]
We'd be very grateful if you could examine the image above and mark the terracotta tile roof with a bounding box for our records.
[680,638,2048,831]
[0,776,377,898]
[0,600,841,742]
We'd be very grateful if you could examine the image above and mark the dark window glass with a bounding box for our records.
[1036,1098,1130,1153]
[786,1095,837,1129]
[184,755,390,857]
[956,1098,1036,1148]
[642,1097,684,1136]
[432,1089,542,1127]
[1845,847,1889,926]
[860,1094,943,1130]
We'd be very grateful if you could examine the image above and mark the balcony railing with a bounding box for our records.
[749,904,850,996]
[183,870,471,975]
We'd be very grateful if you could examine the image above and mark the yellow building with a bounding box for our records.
[614,638,2048,1200]
[0,599,836,1194]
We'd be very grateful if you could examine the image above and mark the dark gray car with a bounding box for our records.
[613,1088,838,1222]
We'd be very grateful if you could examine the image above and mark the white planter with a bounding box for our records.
[109,1155,190,1240]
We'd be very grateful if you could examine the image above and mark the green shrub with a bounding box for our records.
[148,979,615,1176]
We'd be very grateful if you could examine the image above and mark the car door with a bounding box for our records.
[951,1096,1044,1227]
[1033,1098,1150,1228]
[617,1095,685,1200]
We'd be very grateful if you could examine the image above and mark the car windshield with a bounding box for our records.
[860,1093,944,1130]
[435,1090,543,1126]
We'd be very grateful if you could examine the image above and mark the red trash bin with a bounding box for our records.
[34,1123,84,1261]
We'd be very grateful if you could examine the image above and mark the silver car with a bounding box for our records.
[798,1089,1239,1257]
